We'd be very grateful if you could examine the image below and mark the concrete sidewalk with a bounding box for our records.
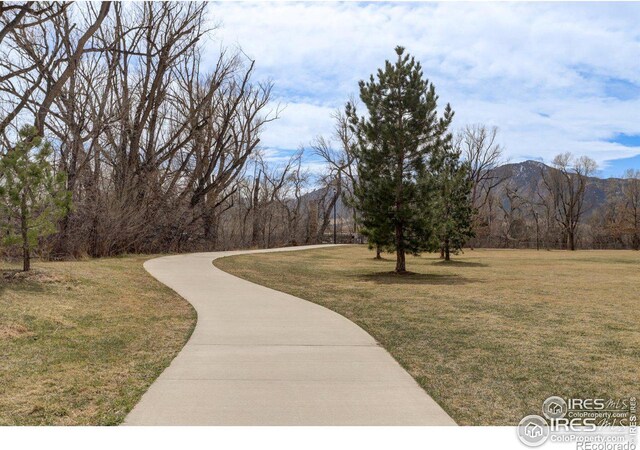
[124,245,456,425]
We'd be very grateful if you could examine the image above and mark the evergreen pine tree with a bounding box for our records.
[436,144,475,261]
[0,126,71,271]
[347,46,454,273]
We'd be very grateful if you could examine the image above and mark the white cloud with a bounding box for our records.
[206,1,640,173]
[259,100,336,151]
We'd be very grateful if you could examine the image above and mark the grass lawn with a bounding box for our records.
[215,246,640,425]
[0,256,196,425]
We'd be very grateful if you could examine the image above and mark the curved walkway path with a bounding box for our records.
[124,245,455,425]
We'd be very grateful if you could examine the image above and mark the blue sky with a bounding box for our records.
[207,1,640,178]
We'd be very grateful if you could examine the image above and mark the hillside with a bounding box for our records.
[491,160,631,218]
[312,160,634,219]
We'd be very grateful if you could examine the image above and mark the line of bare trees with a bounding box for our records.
[1,2,359,261]
[0,2,298,258]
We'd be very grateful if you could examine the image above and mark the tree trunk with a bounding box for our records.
[88,216,98,257]
[440,246,445,259]
[251,175,261,247]
[22,242,30,272]
[57,215,71,256]
[395,247,406,273]
[568,230,575,251]
[352,209,358,243]
[375,245,382,259]
[317,186,340,243]
[444,238,451,261]
[203,208,218,250]
[55,133,80,257]
[87,141,102,257]
[395,224,406,273]
[394,139,405,273]
[307,200,318,244]
[21,194,30,272]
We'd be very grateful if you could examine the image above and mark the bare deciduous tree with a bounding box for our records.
[458,124,506,210]
[312,108,359,241]
[540,153,597,250]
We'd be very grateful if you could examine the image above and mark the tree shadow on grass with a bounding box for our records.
[354,271,473,285]
[431,260,488,268]
[0,270,47,295]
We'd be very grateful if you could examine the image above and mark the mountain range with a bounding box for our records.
[319,160,637,223]
[491,160,633,218]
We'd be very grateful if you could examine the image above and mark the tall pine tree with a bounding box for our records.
[435,144,475,261]
[347,47,454,273]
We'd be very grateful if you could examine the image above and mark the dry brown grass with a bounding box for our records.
[215,246,640,425]
[0,256,196,425]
